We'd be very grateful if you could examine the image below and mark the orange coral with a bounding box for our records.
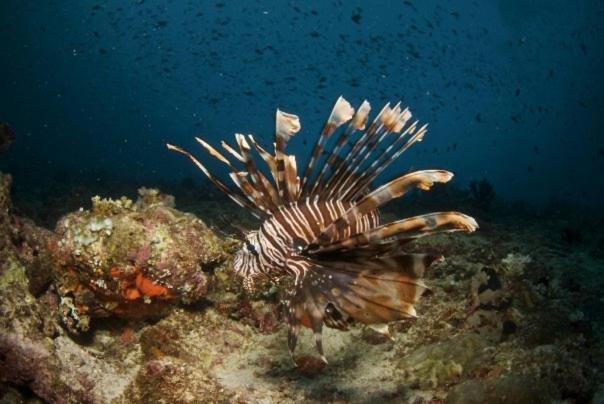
[108,267,172,301]
[135,272,171,298]
[125,287,141,300]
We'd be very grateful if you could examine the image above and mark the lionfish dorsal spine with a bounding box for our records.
[166,143,264,218]
[307,99,372,197]
[299,96,354,195]
[320,102,392,200]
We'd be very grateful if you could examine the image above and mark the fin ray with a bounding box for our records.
[313,170,454,245]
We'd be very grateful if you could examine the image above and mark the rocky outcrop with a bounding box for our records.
[51,188,227,333]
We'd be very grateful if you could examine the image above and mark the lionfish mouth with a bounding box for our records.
[167,96,477,365]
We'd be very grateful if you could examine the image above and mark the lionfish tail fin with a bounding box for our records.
[285,254,441,360]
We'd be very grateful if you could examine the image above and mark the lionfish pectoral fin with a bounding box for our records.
[309,254,440,325]
[313,170,455,244]
[284,254,439,363]
[309,212,478,255]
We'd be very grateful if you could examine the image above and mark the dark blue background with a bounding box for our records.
[1,0,602,208]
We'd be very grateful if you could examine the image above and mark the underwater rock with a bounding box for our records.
[500,253,532,277]
[0,331,140,403]
[397,333,489,389]
[469,266,506,311]
[134,186,176,209]
[236,300,276,333]
[0,173,15,269]
[0,179,229,402]
[0,173,22,255]
[445,374,559,404]
[0,172,10,211]
[0,172,57,296]
[13,216,57,296]
[0,231,137,403]
[123,357,233,403]
[500,309,521,339]
[51,188,227,333]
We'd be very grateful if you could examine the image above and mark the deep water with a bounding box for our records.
[1,1,604,403]
[0,0,603,210]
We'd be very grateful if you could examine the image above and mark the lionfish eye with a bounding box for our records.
[292,236,306,253]
[246,242,258,256]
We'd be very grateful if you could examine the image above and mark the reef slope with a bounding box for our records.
[0,173,602,403]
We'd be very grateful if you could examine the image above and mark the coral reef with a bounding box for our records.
[52,188,227,332]
[0,173,602,403]
[500,253,532,277]
[1,173,57,296]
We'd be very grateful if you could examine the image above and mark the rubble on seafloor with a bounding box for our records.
[0,171,603,403]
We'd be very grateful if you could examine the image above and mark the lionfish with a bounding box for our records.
[167,96,477,363]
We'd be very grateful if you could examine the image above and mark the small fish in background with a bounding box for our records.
[0,123,16,152]
[167,96,478,365]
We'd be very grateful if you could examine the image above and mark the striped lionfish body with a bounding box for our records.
[167,96,478,364]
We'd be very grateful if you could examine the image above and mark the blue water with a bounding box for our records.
[0,0,603,209]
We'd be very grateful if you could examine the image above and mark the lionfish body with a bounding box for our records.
[168,96,477,363]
